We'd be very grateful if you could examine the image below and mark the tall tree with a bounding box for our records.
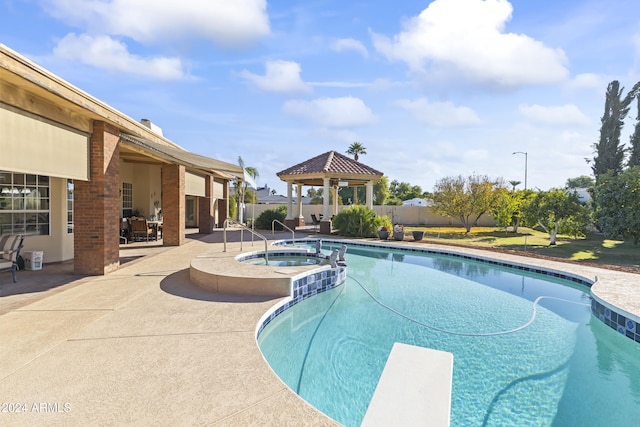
[594,167,640,244]
[591,80,640,181]
[627,95,640,168]
[431,174,505,233]
[346,142,367,161]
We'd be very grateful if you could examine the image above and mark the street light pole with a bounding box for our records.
[512,151,528,190]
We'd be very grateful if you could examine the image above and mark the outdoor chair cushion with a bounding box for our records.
[0,234,24,283]
[1,235,22,261]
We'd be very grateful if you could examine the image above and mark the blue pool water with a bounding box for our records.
[257,244,640,426]
[241,255,327,267]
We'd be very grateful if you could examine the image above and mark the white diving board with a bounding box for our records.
[361,343,454,427]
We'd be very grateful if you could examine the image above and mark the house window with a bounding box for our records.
[122,182,133,217]
[67,179,74,234]
[0,171,50,236]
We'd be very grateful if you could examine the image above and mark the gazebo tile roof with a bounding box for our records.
[277,151,382,177]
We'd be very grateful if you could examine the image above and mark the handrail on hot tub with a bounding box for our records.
[271,219,295,242]
[223,218,269,264]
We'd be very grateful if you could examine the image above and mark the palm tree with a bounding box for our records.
[236,156,259,222]
[346,142,367,161]
[346,142,367,204]
[508,180,521,191]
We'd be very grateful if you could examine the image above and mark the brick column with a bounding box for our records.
[199,175,214,234]
[217,180,229,228]
[74,121,120,275]
[162,164,185,246]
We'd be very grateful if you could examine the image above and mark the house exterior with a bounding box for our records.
[0,44,244,275]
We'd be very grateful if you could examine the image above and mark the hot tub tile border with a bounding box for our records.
[256,265,346,337]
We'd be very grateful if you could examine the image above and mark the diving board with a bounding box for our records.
[361,343,453,427]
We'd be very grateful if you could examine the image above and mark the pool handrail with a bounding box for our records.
[271,219,295,241]
[223,218,269,263]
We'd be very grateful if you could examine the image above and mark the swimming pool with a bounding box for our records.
[258,243,640,426]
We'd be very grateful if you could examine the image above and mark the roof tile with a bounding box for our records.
[277,151,382,177]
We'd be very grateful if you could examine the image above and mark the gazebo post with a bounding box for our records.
[320,177,332,234]
[366,181,374,209]
[295,183,305,227]
[284,182,297,230]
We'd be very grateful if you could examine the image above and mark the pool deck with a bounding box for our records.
[1,230,638,426]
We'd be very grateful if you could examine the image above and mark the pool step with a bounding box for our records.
[361,343,453,427]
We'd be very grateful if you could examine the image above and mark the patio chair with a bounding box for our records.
[310,214,321,232]
[119,218,130,244]
[129,217,154,242]
[0,235,24,283]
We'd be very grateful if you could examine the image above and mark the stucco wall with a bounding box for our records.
[244,204,496,227]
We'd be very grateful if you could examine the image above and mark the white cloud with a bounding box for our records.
[309,81,371,88]
[518,104,591,126]
[395,97,482,128]
[283,97,377,128]
[44,0,270,46]
[239,60,312,93]
[371,0,569,88]
[567,73,606,91]
[332,38,369,58]
[53,33,185,80]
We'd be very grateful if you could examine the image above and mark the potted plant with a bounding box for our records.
[378,225,390,240]
[393,224,404,241]
[412,230,425,241]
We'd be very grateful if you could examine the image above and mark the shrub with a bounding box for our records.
[378,215,392,231]
[332,206,386,237]
[229,195,237,221]
[255,205,287,230]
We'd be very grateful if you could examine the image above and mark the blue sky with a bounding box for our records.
[2,0,640,195]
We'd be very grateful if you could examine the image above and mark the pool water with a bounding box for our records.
[258,245,640,426]
[241,255,327,267]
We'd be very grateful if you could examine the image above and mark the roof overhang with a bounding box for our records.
[119,133,243,180]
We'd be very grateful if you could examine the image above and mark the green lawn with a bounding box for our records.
[403,226,640,271]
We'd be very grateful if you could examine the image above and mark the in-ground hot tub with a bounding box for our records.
[237,250,329,267]
[189,248,334,297]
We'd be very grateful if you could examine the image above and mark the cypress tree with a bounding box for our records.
[628,95,640,167]
[591,81,636,182]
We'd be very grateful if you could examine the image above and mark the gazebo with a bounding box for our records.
[276,151,383,233]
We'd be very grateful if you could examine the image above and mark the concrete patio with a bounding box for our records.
[1,229,638,426]
[0,229,339,426]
